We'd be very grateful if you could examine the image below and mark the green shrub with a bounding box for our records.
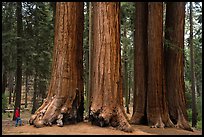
[197,120,202,129]
[197,96,202,121]
[187,109,192,122]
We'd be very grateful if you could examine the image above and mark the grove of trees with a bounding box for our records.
[2,2,202,133]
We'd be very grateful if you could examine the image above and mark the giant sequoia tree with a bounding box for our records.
[131,2,173,128]
[165,2,192,131]
[131,2,193,131]
[131,2,148,125]
[89,2,133,132]
[29,2,84,127]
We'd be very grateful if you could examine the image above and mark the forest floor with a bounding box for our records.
[2,110,202,135]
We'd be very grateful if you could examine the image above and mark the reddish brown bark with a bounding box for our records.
[146,2,173,128]
[130,2,148,125]
[165,2,193,131]
[131,2,174,128]
[29,2,84,127]
[89,2,133,132]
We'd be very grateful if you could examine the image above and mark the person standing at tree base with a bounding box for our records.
[15,107,22,127]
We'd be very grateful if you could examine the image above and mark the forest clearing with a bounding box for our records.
[2,2,202,135]
[2,107,202,135]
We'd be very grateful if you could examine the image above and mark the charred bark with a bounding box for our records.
[89,2,133,132]
[29,2,84,128]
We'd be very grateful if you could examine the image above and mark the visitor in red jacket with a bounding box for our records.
[15,107,22,127]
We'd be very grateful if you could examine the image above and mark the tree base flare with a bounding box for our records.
[175,109,194,132]
[29,94,83,128]
[130,112,147,125]
[89,106,133,133]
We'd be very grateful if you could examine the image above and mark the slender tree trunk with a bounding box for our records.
[165,2,193,131]
[84,2,90,116]
[31,73,38,114]
[25,72,29,108]
[13,2,23,121]
[88,2,92,118]
[29,2,84,128]
[189,2,197,128]
[123,20,129,114]
[8,72,14,104]
[90,2,133,132]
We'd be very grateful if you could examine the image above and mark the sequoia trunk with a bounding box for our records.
[89,2,133,132]
[130,2,148,125]
[131,2,174,128]
[146,2,173,128]
[29,2,84,128]
[165,2,193,131]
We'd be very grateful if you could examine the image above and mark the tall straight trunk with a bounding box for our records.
[84,2,90,116]
[8,72,14,104]
[165,2,193,131]
[189,2,197,128]
[130,2,148,124]
[31,73,38,114]
[25,79,28,108]
[90,2,133,132]
[147,2,173,128]
[88,2,92,117]
[123,20,129,114]
[29,2,84,128]
[13,2,23,121]
[131,2,174,128]
[25,72,29,108]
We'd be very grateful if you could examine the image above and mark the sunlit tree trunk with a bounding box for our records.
[89,2,133,132]
[29,2,84,128]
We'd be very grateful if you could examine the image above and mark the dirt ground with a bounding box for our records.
[2,111,202,135]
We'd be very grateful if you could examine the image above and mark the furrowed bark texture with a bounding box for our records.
[130,2,148,125]
[131,2,193,132]
[29,2,84,128]
[147,2,173,128]
[90,2,133,132]
[131,2,174,129]
[165,2,193,131]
